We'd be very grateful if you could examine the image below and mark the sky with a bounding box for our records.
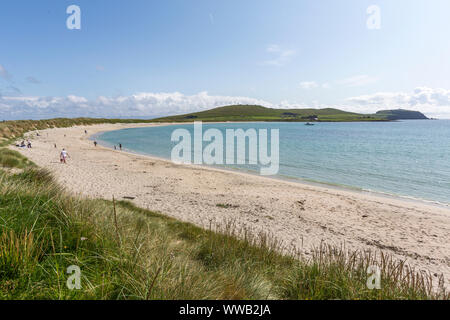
[1,0,450,120]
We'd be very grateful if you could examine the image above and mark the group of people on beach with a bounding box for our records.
[19,129,123,165]
[94,140,122,151]
[58,130,123,165]
[16,140,32,148]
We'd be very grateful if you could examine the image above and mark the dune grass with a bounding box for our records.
[0,166,447,300]
[0,118,156,143]
[0,148,33,169]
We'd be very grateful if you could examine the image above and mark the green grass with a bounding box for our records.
[0,118,156,142]
[375,109,429,120]
[153,105,389,122]
[0,148,34,169]
[0,167,447,300]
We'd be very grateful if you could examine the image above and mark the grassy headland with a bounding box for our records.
[153,105,429,123]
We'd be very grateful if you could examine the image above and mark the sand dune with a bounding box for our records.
[14,123,450,287]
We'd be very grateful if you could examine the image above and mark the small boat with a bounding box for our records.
[305,122,315,126]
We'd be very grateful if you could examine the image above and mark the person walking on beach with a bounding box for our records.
[94,141,97,147]
[119,143,122,151]
[60,148,69,164]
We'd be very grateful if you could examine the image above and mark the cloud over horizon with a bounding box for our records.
[345,87,450,118]
[0,92,276,120]
[1,88,449,120]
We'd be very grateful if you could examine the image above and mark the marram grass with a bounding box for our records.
[0,167,447,300]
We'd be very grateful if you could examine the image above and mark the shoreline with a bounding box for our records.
[93,124,450,211]
[13,122,450,288]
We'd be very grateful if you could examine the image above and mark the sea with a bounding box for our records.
[94,120,450,206]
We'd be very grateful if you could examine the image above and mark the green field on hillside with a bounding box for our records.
[153,105,429,122]
[153,105,385,122]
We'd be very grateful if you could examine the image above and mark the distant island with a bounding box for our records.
[153,105,429,122]
[375,109,429,120]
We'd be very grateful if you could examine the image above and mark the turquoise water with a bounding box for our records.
[95,120,450,205]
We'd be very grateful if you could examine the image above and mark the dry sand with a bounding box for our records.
[13,123,450,286]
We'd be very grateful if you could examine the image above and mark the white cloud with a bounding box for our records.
[299,81,330,90]
[345,87,450,118]
[299,81,318,90]
[263,45,295,67]
[0,91,277,120]
[338,75,378,87]
[67,95,88,104]
[1,87,449,120]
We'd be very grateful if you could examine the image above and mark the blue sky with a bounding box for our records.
[1,0,450,119]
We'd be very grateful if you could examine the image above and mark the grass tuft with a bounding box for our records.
[0,229,43,279]
[0,168,448,299]
[0,148,33,169]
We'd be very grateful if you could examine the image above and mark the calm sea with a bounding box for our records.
[95,120,450,206]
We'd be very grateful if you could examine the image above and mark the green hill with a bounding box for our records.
[375,109,429,120]
[153,105,427,122]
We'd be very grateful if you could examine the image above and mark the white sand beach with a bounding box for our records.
[14,123,450,286]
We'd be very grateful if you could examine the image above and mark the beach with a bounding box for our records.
[14,123,450,286]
